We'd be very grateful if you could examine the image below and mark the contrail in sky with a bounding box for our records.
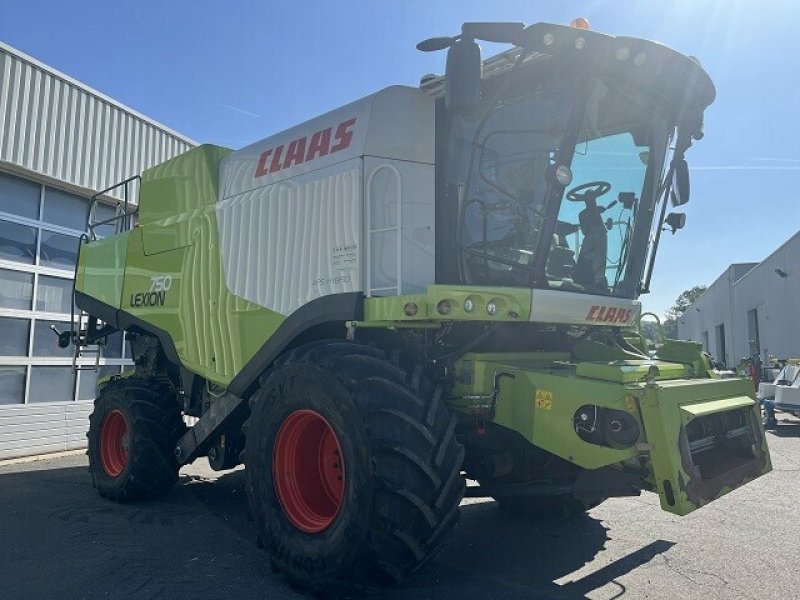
[692,165,800,171]
[219,103,261,119]
[744,157,800,163]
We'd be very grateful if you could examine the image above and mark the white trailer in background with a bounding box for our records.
[758,360,800,428]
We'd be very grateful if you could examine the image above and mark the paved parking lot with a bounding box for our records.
[1,415,799,600]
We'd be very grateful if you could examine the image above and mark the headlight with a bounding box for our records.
[555,165,573,186]
[403,302,418,317]
[486,301,498,316]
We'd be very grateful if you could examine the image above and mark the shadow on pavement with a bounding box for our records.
[395,498,673,600]
[767,423,800,438]
[0,462,674,599]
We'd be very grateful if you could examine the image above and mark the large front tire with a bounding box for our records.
[244,342,465,594]
[87,378,185,502]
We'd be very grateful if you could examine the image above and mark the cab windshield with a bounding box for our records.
[458,73,667,299]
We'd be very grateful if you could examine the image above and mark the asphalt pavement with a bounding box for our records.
[2,415,799,600]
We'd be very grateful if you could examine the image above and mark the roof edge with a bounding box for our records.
[732,230,800,288]
[0,40,198,147]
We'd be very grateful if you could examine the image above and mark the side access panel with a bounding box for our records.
[364,156,435,297]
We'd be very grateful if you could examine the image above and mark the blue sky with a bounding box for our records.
[1,0,797,317]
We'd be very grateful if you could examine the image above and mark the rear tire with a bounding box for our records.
[87,378,185,502]
[243,341,465,594]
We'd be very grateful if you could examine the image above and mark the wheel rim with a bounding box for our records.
[273,409,345,533]
[99,409,129,477]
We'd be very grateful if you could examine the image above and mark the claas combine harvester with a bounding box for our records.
[67,19,771,594]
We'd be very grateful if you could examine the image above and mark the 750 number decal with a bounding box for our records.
[130,275,173,307]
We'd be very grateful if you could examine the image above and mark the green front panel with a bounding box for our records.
[75,231,130,308]
[452,354,772,516]
[638,378,771,516]
[452,354,639,470]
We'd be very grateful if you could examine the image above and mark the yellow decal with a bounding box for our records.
[625,394,638,412]
[535,390,554,410]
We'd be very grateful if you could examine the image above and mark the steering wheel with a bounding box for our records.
[567,181,612,202]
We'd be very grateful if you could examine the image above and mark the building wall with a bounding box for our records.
[0,42,195,459]
[676,265,745,367]
[678,232,800,366]
[729,233,800,361]
[0,41,193,202]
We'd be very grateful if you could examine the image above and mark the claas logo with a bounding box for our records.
[585,305,634,324]
[254,118,357,177]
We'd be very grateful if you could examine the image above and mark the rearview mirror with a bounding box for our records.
[445,38,482,113]
[671,158,690,206]
[664,212,686,234]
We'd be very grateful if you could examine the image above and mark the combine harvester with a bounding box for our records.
[65,18,771,593]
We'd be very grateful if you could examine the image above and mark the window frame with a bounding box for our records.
[0,169,133,404]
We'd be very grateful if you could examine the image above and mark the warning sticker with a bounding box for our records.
[331,243,359,269]
[535,390,554,410]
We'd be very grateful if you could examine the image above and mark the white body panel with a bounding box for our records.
[530,289,641,327]
[216,86,435,315]
[365,157,435,296]
[216,159,362,315]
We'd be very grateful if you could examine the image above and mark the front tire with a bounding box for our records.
[87,378,185,502]
[244,342,465,594]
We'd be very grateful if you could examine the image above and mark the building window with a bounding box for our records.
[0,172,40,220]
[0,169,132,404]
[0,366,26,404]
[702,331,709,353]
[0,269,34,309]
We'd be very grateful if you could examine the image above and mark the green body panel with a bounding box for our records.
[364,285,532,322]
[638,378,770,515]
[451,353,640,470]
[680,395,755,418]
[576,360,691,383]
[452,353,772,515]
[75,232,130,308]
[75,145,289,387]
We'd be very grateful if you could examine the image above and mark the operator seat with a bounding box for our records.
[547,221,578,279]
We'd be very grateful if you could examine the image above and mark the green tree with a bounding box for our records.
[662,285,707,339]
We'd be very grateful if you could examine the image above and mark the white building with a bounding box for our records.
[678,231,800,367]
[0,42,195,459]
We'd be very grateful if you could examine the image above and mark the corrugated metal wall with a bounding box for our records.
[0,41,195,201]
[0,42,196,460]
[0,402,92,460]
[678,234,800,366]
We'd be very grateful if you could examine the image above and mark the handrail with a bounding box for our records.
[638,311,666,349]
[88,175,141,240]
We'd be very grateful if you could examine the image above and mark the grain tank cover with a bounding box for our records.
[219,86,434,199]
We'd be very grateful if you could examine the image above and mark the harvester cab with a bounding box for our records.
[71,19,771,594]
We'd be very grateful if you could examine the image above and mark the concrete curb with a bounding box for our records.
[0,448,86,467]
